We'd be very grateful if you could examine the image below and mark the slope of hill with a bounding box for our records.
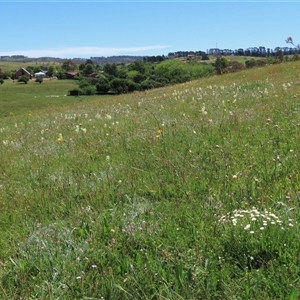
[0,61,300,299]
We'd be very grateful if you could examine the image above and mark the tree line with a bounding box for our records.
[1,36,299,93]
[73,59,215,95]
[167,42,300,59]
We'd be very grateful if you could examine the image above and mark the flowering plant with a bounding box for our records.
[217,207,297,270]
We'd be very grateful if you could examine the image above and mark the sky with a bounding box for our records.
[0,1,299,59]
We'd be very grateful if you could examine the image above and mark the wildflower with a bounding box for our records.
[244,224,251,230]
[57,133,63,142]
[156,128,163,138]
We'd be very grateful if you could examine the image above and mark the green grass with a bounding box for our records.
[0,61,61,72]
[0,79,114,117]
[1,61,300,299]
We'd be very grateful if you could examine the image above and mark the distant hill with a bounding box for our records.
[0,55,146,64]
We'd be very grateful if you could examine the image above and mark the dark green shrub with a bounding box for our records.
[214,57,229,74]
[0,78,4,85]
[109,78,137,94]
[245,59,257,68]
[227,61,246,73]
[140,79,161,90]
[18,75,29,84]
[35,77,43,84]
[80,85,96,95]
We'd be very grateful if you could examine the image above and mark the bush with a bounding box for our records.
[227,61,245,73]
[291,54,300,61]
[0,78,4,85]
[80,85,96,95]
[214,57,229,74]
[35,77,43,84]
[109,78,137,94]
[140,79,161,90]
[18,75,29,84]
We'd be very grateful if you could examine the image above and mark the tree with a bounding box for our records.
[129,60,146,74]
[286,37,300,57]
[214,57,229,74]
[103,63,118,77]
[83,63,95,76]
[96,78,110,94]
[109,78,136,94]
[286,36,300,49]
[277,49,284,63]
[61,59,77,72]
[4,70,12,79]
[56,68,66,79]
[47,65,57,77]
[26,66,34,74]
[33,66,42,73]
[85,59,94,66]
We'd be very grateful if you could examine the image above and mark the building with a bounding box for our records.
[34,71,46,77]
[65,71,79,79]
[14,68,32,79]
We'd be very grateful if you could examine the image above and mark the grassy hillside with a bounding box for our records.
[0,61,300,299]
[0,61,61,72]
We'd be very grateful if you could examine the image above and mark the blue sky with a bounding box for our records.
[0,1,299,58]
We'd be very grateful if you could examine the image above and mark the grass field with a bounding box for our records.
[0,79,113,118]
[0,61,300,299]
[0,61,61,72]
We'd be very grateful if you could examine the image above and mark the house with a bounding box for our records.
[14,68,32,79]
[65,71,79,79]
[34,71,46,77]
[87,72,98,78]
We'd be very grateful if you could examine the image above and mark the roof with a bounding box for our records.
[34,72,46,76]
[65,71,78,76]
[18,67,31,75]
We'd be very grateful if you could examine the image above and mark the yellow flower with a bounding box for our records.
[57,133,63,142]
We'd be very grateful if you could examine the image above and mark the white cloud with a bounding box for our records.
[0,45,171,58]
